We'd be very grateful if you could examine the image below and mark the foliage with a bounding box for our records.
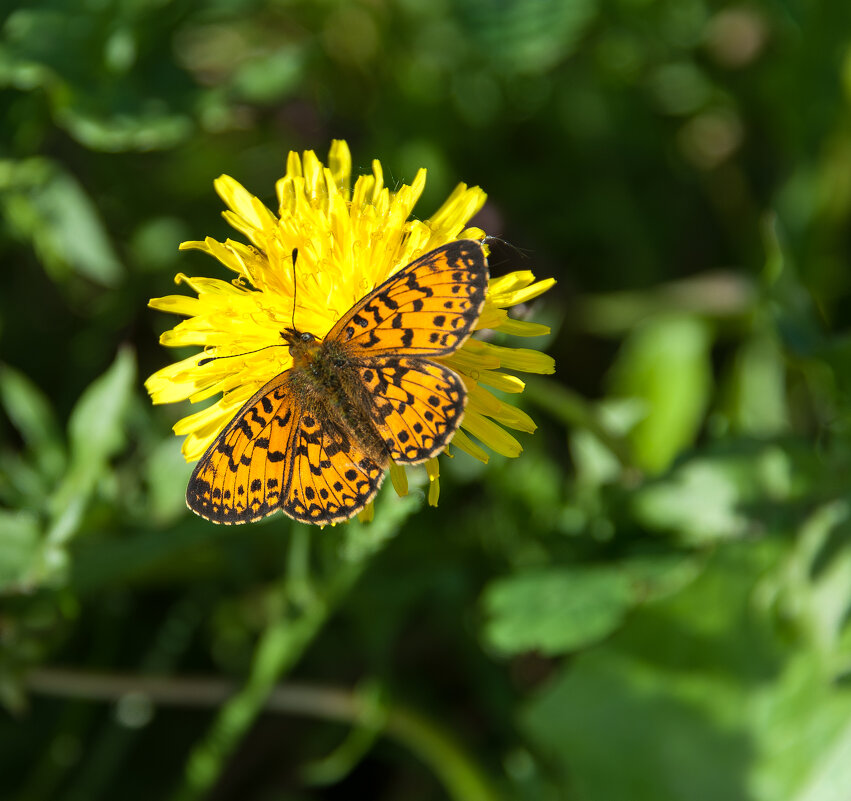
[3,0,851,799]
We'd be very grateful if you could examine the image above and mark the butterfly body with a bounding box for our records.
[186,239,488,526]
[285,332,392,466]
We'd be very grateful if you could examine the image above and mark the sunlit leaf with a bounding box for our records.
[46,347,137,551]
[482,566,633,655]
[608,314,712,473]
[0,509,41,593]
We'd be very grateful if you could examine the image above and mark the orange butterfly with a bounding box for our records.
[186,239,489,525]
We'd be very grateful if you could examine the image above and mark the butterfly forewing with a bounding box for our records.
[327,240,488,358]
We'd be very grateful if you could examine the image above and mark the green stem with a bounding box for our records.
[27,669,501,801]
[385,705,500,801]
[172,498,416,801]
[174,611,327,801]
[172,568,356,801]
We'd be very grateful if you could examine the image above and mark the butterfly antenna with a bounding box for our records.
[290,248,299,331]
[198,343,286,366]
[201,249,301,367]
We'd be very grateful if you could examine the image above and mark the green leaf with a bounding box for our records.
[0,9,194,152]
[726,335,790,435]
[0,362,66,481]
[47,347,137,549]
[570,428,621,486]
[621,553,703,603]
[66,347,136,471]
[520,543,782,801]
[522,539,851,801]
[482,566,634,656]
[750,654,851,801]
[0,509,42,593]
[523,648,751,801]
[758,501,851,673]
[633,445,797,545]
[28,167,123,285]
[231,48,305,103]
[608,314,712,473]
[633,459,750,543]
[465,0,599,74]
[0,158,123,286]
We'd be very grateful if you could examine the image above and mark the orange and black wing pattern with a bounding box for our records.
[186,375,299,524]
[359,357,467,464]
[326,240,488,358]
[187,374,390,525]
[187,239,489,526]
[281,413,387,524]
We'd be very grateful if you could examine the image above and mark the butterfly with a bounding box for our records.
[186,239,489,525]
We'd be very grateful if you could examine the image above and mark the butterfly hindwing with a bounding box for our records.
[359,356,467,465]
[186,375,298,524]
[282,412,388,524]
[327,240,489,358]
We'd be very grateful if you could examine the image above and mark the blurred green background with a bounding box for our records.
[3,0,851,799]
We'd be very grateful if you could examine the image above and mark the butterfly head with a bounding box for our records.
[282,327,320,367]
[282,327,317,344]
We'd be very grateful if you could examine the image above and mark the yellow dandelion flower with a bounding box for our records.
[146,141,555,525]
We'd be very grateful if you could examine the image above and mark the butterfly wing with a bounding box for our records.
[281,411,388,524]
[326,239,489,358]
[187,373,388,525]
[359,356,467,465]
[186,374,299,524]
[325,239,487,468]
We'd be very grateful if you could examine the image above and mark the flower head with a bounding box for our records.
[146,141,554,521]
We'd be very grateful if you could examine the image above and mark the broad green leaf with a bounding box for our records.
[570,429,621,486]
[1,9,193,152]
[608,314,712,473]
[633,459,749,543]
[58,107,192,153]
[27,167,123,286]
[482,567,634,656]
[621,553,703,603]
[465,0,599,73]
[0,451,47,507]
[521,543,782,801]
[66,347,136,472]
[231,48,305,103]
[523,539,851,801]
[524,648,751,801]
[633,446,796,545]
